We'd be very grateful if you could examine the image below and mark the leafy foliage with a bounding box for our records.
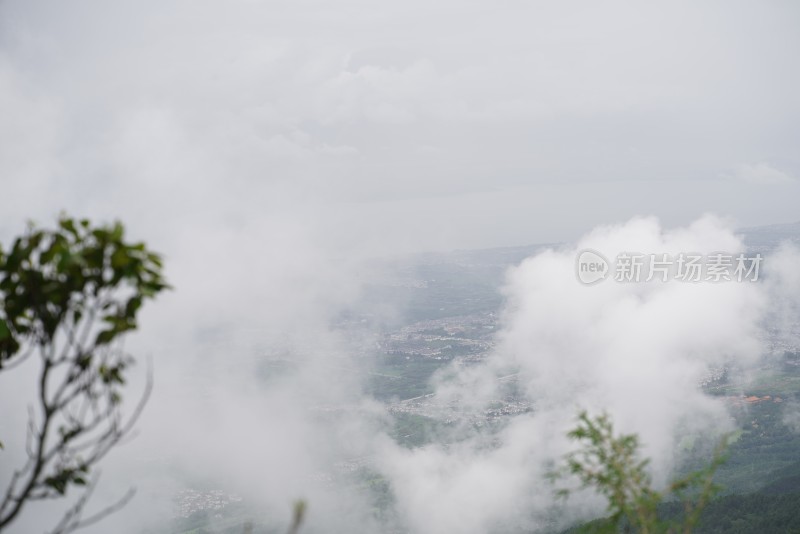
[555,411,727,534]
[0,216,168,533]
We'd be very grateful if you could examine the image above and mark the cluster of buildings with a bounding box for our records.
[379,313,496,361]
[763,322,800,359]
[388,393,531,425]
[173,488,242,519]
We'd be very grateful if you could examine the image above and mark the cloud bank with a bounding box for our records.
[375,216,792,533]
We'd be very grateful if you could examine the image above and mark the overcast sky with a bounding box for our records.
[1,0,798,252]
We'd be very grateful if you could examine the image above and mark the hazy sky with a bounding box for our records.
[1,0,799,252]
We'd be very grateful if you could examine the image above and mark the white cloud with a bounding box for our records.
[377,216,783,533]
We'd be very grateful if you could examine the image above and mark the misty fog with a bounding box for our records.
[1,1,800,533]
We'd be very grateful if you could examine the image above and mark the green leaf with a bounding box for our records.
[58,218,78,237]
[111,247,131,269]
[124,296,142,318]
[110,222,124,242]
[95,329,117,346]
